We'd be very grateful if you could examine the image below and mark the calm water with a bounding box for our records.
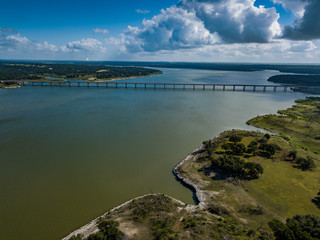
[0,68,307,240]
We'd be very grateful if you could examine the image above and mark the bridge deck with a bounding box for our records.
[3,80,295,92]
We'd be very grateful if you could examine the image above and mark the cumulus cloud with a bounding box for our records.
[122,6,218,52]
[281,0,320,40]
[136,9,150,14]
[93,28,109,34]
[0,27,108,59]
[179,0,281,43]
[65,38,107,52]
[272,0,308,17]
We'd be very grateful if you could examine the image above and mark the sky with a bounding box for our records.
[0,0,320,63]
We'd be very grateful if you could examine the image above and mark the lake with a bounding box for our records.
[0,68,307,240]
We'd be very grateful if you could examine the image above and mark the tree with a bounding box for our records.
[229,134,242,143]
[247,141,258,154]
[296,157,315,171]
[98,220,124,239]
[269,215,320,240]
[312,191,320,209]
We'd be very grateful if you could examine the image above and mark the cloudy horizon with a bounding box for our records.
[1,0,320,63]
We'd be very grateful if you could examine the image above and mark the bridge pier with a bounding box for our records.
[263,86,267,92]
[273,86,277,92]
[78,82,81,87]
[213,85,215,90]
[284,86,287,92]
[253,86,256,91]
[223,85,226,91]
[233,85,236,91]
[243,86,246,91]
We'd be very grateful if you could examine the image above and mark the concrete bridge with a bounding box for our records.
[5,80,295,92]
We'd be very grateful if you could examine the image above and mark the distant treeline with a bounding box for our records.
[2,60,320,75]
[90,61,320,74]
[0,61,161,80]
[268,74,320,86]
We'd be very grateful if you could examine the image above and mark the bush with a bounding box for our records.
[221,142,246,156]
[87,220,124,240]
[312,190,320,209]
[247,141,258,154]
[269,214,320,240]
[68,234,83,240]
[211,155,263,179]
[229,134,242,143]
[296,157,315,171]
[287,151,297,161]
[258,143,280,158]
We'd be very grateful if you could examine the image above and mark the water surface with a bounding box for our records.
[0,68,307,240]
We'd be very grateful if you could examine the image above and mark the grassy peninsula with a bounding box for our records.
[65,97,320,240]
[0,61,162,82]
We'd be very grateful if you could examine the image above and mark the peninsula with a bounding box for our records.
[0,61,162,82]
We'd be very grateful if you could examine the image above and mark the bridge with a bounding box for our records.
[4,80,295,92]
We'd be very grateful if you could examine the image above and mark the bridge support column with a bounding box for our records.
[144,83,147,89]
[78,82,80,87]
[273,86,277,92]
[243,86,246,91]
[233,85,236,91]
[116,83,118,88]
[125,83,128,89]
[253,86,256,91]
[203,85,205,90]
[193,84,195,90]
[213,85,215,90]
[284,86,287,92]
[223,85,226,91]
[87,82,89,87]
[263,86,267,92]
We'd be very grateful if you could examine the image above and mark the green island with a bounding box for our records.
[0,61,162,82]
[64,97,320,240]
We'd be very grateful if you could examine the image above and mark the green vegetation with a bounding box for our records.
[268,74,320,86]
[0,61,162,81]
[0,81,20,88]
[313,191,320,209]
[211,155,263,179]
[247,97,320,153]
[268,214,320,240]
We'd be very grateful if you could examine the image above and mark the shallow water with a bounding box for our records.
[0,68,307,240]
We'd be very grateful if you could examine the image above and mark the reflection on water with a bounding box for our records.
[0,68,307,240]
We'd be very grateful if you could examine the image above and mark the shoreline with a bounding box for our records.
[61,193,188,240]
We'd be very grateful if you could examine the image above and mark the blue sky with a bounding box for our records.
[1,0,320,62]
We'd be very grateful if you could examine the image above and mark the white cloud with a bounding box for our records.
[93,28,109,35]
[121,6,218,52]
[65,38,107,52]
[179,0,281,43]
[272,0,308,17]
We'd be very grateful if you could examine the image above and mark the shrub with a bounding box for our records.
[247,141,258,154]
[287,151,297,161]
[68,234,83,240]
[87,220,124,240]
[312,190,320,209]
[229,135,242,143]
[211,155,263,179]
[296,157,316,171]
[221,142,246,156]
[264,133,271,140]
[269,214,320,240]
[258,143,280,158]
